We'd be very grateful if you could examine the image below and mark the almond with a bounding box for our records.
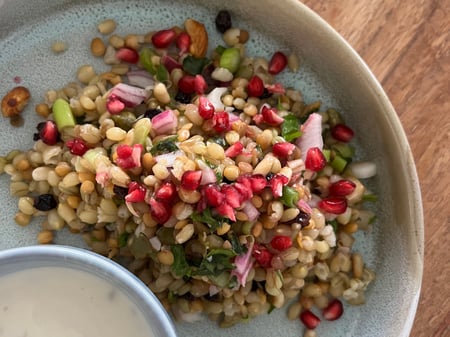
[184,18,208,58]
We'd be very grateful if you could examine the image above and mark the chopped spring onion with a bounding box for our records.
[52,98,75,131]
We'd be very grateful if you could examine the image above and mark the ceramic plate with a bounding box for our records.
[0,1,423,336]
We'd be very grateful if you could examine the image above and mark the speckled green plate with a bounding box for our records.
[0,0,423,336]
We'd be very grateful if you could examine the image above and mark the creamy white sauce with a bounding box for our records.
[0,266,155,337]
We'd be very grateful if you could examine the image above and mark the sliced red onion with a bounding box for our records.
[161,54,182,73]
[296,113,323,161]
[297,199,313,214]
[127,70,155,88]
[109,83,149,107]
[206,87,228,111]
[209,285,220,297]
[241,200,260,222]
[231,239,255,287]
[227,111,240,124]
[197,160,217,185]
[348,161,377,179]
[151,109,177,135]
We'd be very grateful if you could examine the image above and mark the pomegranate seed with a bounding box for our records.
[176,32,191,54]
[198,96,215,119]
[328,179,356,197]
[116,47,139,63]
[194,74,208,95]
[265,82,285,95]
[224,142,244,157]
[35,121,59,145]
[331,123,354,143]
[247,75,264,97]
[178,75,196,94]
[181,170,202,190]
[116,144,133,158]
[300,310,321,329]
[115,144,143,169]
[252,244,273,268]
[261,105,284,125]
[212,111,230,132]
[66,138,88,156]
[322,299,344,321]
[106,94,126,114]
[319,197,347,214]
[272,142,296,158]
[305,147,326,172]
[216,202,236,221]
[268,51,288,75]
[221,185,241,208]
[155,181,177,202]
[233,181,253,201]
[268,174,289,198]
[161,55,182,73]
[248,174,267,193]
[149,198,171,224]
[270,235,293,251]
[203,184,225,207]
[125,185,146,203]
[152,29,177,48]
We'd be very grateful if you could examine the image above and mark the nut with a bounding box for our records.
[184,18,208,58]
[1,86,31,118]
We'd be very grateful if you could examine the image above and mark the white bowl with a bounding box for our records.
[0,1,424,337]
[0,245,177,337]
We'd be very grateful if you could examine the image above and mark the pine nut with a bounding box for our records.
[91,37,106,57]
[97,19,117,35]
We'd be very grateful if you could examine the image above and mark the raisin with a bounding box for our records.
[144,108,162,119]
[174,91,192,104]
[295,211,311,228]
[33,194,57,211]
[215,10,232,33]
[113,185,129,200]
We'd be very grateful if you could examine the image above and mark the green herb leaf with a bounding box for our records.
[327,219,339,233]
[183,55,210,75]
[139,48,157,75]
[227,232,247,255]
[190,208,228,232]
[170,244,191,277]
[118,232,130,247]
[280,186,299,208]
[362,193,378,202]
[194,248,237,277]
[150,136,178,155]
[155,64,169,82]
[281,114,302,142]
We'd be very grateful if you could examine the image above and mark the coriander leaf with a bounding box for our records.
[155,64,169,82]
[190,208,228,232]
[194,248,237,277]
[281,114,302,142]
[327,219,339,233]
[227,232,247,255]
[118,232,130,247]
[170,245,191,277]
[150,136,178,155]
[183,55,210,75]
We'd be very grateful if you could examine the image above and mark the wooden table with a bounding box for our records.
[301,1,450,336]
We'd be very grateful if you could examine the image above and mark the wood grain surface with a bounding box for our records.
[300,1,450,336]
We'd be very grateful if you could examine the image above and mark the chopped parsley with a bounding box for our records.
[149,136,178,155]
[281,114,302,142]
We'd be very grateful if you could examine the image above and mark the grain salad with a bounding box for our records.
[0,10,378,335]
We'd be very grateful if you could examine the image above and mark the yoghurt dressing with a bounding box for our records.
[0,266,156,337]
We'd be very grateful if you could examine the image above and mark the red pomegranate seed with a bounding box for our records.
[261,105,284,125]
[216,202,236,221]
[270,235,293,251]
[194,74,208,95]
[265,82,285,95]
[220,185,241,208]
[300,310,321,329]
[106,94,126,115]
[305,147,326,172]
[331,123,354,143]
[198,96,215,119]
[152,29,177,48]
[155,181,177,202]
[329,179,356,197]
[268,51,288,75]
[224,142,244,158]
[252,244,273,268]
[176,32,191,54]
[233,181,253,201]
[37,120,59,145]
[161,55,182,73]
[247,75,264,97]
[116,144,133,158]
[149,198,171,224]
[272,142,296,158]
[212,111,230,132]
[268,174,289,198]
[116,47,139,64]
[203,184,225,207]
[178,75,195,94]
[248,174,267,193]
[66,138,88,156]
[125,186,146,203]
[322,298,344,321]
[181,170,202,190]
[319,197,347,214]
